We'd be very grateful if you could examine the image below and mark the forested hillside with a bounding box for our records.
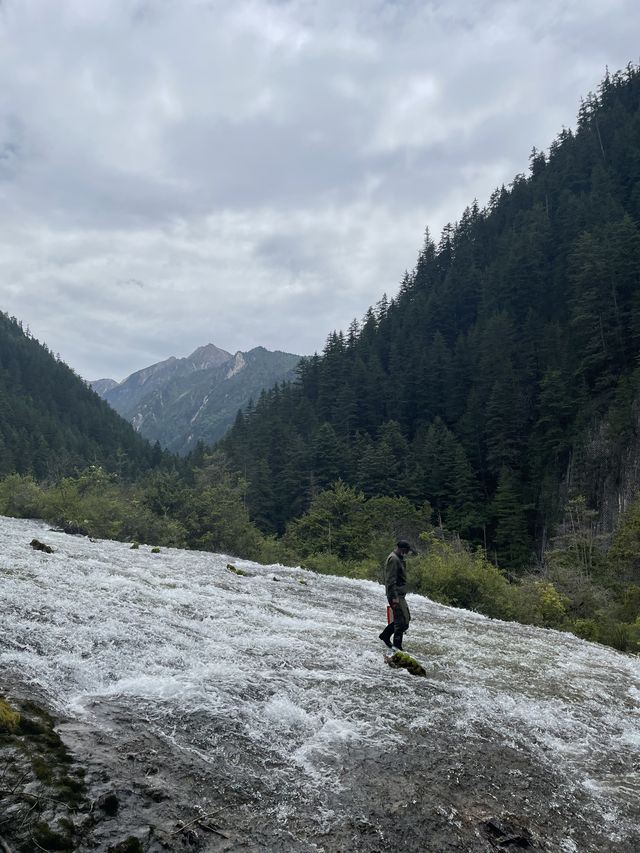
[0,312,164,479]
[222,65,640,566]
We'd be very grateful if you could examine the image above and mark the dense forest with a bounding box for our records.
[0,312,168,479]
[221,64,640,569]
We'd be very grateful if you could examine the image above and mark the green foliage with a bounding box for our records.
[512,580,570,629]
[0,461,265,558]
[0,473,45,518]
[412,533,514,618]
[283,481,368,560]
[609,494,640,583]
[282,482,431,566]
[42,467,183,544]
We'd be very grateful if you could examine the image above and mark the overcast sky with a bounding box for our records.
[0,0,638,381]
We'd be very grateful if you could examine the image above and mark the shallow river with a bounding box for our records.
[1,517,639,851]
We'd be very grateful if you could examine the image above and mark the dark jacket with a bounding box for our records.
[384,550,407,601]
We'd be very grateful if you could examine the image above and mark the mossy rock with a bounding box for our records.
[130,541,140,550]
[33,820,74,851]
[0,696,20,732]
[386,651,427,677]
[227,563,249,576]
[150,547,161,553]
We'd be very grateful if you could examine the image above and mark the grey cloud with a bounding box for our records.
[0,0,638,380]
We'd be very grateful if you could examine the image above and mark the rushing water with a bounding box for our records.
[1,516,639,851]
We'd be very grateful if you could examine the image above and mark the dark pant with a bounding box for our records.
[381,596,410,648]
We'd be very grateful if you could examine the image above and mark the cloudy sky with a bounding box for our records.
[0,0,638,380]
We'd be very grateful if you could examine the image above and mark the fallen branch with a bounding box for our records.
[0,790,75,809]
[171,808,225,836]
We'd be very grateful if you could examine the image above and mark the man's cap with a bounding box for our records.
[396,539,417,554]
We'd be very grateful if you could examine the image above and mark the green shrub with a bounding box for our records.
[412,533,513,618]
[572,618,600,641]
[598,621,634,652]
[509,579,570,629]
[0,473,45,518]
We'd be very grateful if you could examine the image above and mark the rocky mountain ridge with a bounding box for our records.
[91,342,301,453]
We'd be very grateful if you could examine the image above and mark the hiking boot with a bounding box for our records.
[379,632,393,649]
[391,645,403,653]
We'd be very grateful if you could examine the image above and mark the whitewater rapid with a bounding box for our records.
[1,517,639,851]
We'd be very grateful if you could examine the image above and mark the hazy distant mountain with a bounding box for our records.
[94,343,234,420]
[90,378,119,396]
[92,343,300,454]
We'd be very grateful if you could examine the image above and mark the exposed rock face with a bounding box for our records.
[89,377,119,396]
[561,400,640,537]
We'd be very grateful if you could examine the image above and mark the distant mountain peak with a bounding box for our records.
[187,343,232,371]
[90,378,119,395]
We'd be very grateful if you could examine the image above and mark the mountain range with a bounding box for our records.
[91,343,301,454]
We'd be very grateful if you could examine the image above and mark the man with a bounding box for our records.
[379,539,416,652]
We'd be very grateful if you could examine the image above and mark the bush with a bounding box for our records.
[511,580,570,629]
[0,473,45,518]
[412,533,513,618]
[572,618,600,642]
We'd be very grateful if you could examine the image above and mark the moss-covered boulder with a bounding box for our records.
[227,563,249,576]
[0,696,20,732]
[385,651,427,677]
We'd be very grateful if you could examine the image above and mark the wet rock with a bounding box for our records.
[107,837,145,853]
[60,522,89,535]
[227,564,249,576]
[30,538,54,553]
[481,816,536,848]
[97,791,120,816]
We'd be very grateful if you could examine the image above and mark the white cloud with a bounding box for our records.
[0,0,638,378]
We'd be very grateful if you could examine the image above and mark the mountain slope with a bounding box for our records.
[0,311,159,478]
[95,342,233,420]
[1,515,638,851]
[95,344,300,453]
[221,65,640,556]
[90,378,119,396]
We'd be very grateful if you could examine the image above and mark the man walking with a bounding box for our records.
[379,539,416,652]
